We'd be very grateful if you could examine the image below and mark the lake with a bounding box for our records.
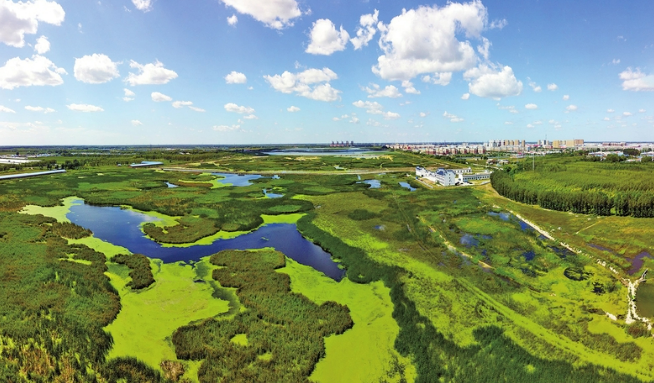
[212,173,263,187]
[67,200,345,280]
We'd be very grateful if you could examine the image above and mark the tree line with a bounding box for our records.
[491,170,654,217]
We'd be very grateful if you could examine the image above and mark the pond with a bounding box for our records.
[629,251,653,276]
[212,173,263,187]
[263,189,284,199]
[588,244,652,275]
[359,180,381,189]
[399,182,417,191]
[165,182,179,188]
[636,282,654,319]
[67,200,345,281]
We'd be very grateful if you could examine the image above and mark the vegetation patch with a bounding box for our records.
[112,254,156,290]
[172,249,353,382]
[144,215,219,244]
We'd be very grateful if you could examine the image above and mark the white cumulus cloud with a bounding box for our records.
[225,71,247,84]
[225,103,255,114]
[547,83,558,91]
[264,67,340,102]
[132,0,152,12]
[619,68,654,91]
[172,101,193,109]
[189,106,205,112]
[151,92,172,102]
[0,0,65,48]
[221,0,302,30]
[607,109,615,113]
[0,55,65,90]
[464,64,523,99]
[402,80,420,94]
[0,105,16,113]
[74,54,120,84]
[227,14,238,26]
[243,114,257,119]
[34,35,50,54]
[126,60,178,86]
[525,103,538,110]
[639,109,646,113]
[384,111,400,120]
[351,9,379,50]
[123,88,135,102]
[443,111,463,123]
[461,93,470,100]
[623,111,632,116]
[422,72,452,86]
[287,106,300,112]
[566,105,578,111]
[563,95,570,101]
[373,2,487,81]
[25,105,54,113]
[353,100,384,114]
[131,119,143,126]
[67,103,103,112]
[364,84,402,98]
[306,19,349,55]
[528,81,542,92]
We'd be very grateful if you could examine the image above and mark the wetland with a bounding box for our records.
[0,148,653,383]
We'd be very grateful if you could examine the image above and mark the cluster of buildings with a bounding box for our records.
[388,143,488,155]
[484,139,527,151]
[416,166,492,187]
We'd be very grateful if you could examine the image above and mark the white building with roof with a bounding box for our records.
[416,167,457,186]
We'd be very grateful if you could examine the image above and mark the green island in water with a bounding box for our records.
[0,148,653,383]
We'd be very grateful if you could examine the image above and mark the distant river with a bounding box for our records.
[67,200,345,281]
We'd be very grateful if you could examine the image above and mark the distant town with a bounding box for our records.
[388,139,654,161]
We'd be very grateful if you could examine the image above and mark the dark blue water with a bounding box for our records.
[518,220,534,232]
[399,182,417,191]
[263,189,284,198]
[67,201,345,280]
[460,234,479,247]
[212,173,263,187]
[523,251,536,261]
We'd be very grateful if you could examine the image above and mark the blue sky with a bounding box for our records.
[0,0,652,145]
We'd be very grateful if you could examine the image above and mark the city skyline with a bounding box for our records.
[0,0,653,145]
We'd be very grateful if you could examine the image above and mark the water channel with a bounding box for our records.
[67,200,345,281]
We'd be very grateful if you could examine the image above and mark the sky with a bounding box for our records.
[0,0,653,145]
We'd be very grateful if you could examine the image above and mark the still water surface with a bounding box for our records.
[212,173,263,187]
[67,200,345,280]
